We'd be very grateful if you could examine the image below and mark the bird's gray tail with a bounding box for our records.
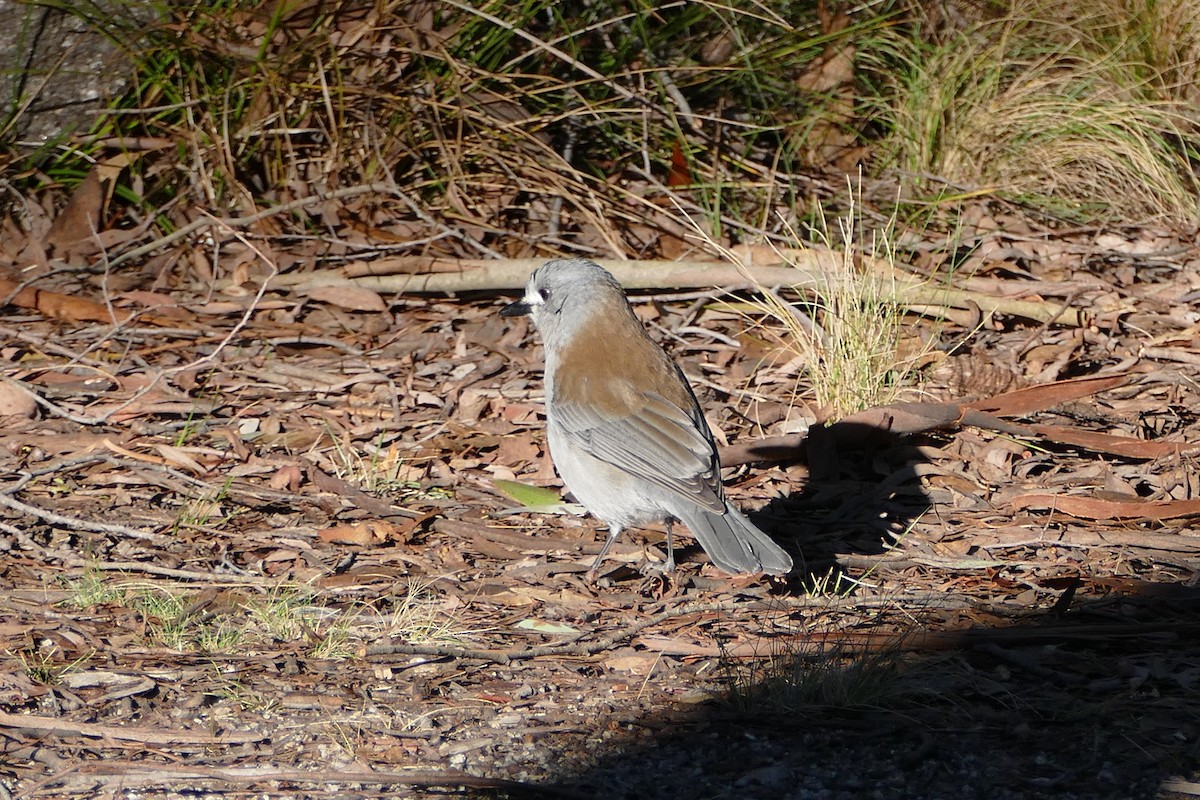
[676,503,793,575]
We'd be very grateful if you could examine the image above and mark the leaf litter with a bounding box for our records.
[1,195,1199,799]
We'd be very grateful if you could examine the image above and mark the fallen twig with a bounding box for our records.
[269,255,1083,325]
[0,492,165,543]
[0,710,264,745]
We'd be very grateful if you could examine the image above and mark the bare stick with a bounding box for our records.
[0,492,165,542]
[271,255,1083,325]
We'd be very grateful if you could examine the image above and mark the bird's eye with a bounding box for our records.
[538,288,551,302]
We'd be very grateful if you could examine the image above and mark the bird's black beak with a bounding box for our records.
[500,299,531,317]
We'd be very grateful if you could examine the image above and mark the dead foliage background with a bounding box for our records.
[1,1,1198,798]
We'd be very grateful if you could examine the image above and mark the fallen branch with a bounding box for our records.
[273,254,1083,325]
[39,761,581,798]
[0,492,165,542]
[0,710,264,745]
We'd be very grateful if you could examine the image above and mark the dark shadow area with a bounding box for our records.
[751,418,935,588]
[530,580,1200,799]
[513,423,1200,800]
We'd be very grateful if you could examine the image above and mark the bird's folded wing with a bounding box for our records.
[552,390,725,513]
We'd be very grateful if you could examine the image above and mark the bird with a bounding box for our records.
[500,258,793,578]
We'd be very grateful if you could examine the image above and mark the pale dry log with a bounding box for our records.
[272,253,1082,325]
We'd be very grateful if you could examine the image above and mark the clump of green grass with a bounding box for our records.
[136,588,246,652]
[59,571,466,657]
[719,624,906,715]
[319,431,451,500]
[13,646,92,687]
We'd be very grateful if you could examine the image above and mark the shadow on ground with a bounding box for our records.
[525,424,1199,800]
[530,580,1200,799]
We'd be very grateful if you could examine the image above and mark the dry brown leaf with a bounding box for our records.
[698,29,735,64]
[103,438,169,466]
[0,277,186,326]
[635,635,719,657]
[966,373,1131,415]
[1010,494,1200,521]
[0,381,37,419]
[307,285,389,312]
[317,520,404,545]
[43,166,104,254]
[153,444,208,475]
[1029,424,1200,459]
[604,651,662,674]
[0,277,130,323]
[268,463,304,492]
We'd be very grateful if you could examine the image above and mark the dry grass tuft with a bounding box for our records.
[866,16,1199,224]
[724,187,939,421]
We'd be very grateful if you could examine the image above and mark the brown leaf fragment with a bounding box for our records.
[43,166,104,254]
[104,438,169,465]
[318,520,403,545]
[153,444,209,475]
[1010,493,1200,520]
[307,285,389,312]
[635,635,719,657]
[605,650,666,673]
[667,140,693,187]
[0,277,131,323]
[966,373,1130,415]
[1029,424,1200,459]
[698,30,735,65]
[267,463,304,492]
[0,380,37,419]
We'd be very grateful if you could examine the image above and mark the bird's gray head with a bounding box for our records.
[500,259,629,348]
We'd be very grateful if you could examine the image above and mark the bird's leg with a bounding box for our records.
[639,521,677,579]
[587,528,620,581]
[663,519,676,573]
[635,521,677,598]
